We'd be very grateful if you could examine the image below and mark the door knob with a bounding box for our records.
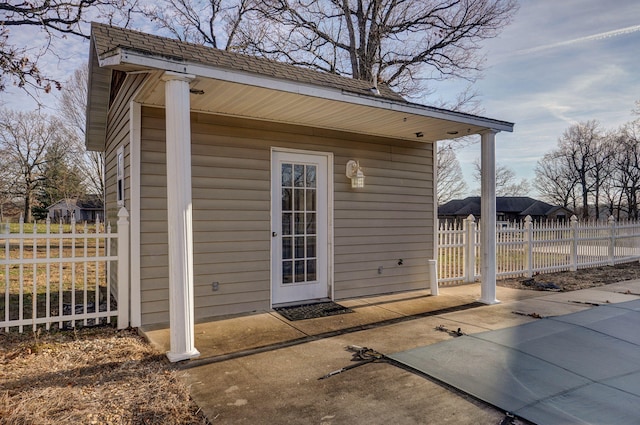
[272,232,277,237]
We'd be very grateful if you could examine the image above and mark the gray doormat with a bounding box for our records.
[274,301,353,321]
[389,299,640,425]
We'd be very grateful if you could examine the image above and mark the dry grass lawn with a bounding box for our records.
[0,326,209,425]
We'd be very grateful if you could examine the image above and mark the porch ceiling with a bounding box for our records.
[135,73,495,143]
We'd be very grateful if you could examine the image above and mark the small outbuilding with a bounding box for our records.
[86,23,514,361]
[46,195,104,223]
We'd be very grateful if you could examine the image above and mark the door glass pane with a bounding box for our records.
[306,166,316,188]
[294,189,304,211]
[282,237,292,259]
[295,260,305,282]
[306,189,316,211]
[295,212,305,234]
[306,213,316,235]
[307,260,316,281]
[282,261,293,284]
[306,236,316,257]
[282,189,292,211]
[282,213,292,235]
[294,165,304,187]
[282,164,292,187]
[295,236,305,258]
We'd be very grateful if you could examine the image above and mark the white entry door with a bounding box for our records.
[271,150,330,305]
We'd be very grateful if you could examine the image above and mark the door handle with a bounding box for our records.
[272,232,278,237]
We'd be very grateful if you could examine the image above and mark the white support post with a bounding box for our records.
[479,131,499,304]
[162,71,200,362]
[117,207,130,330]
[428,259,439,295]
[464,214,476,283]
[129,100,142,328]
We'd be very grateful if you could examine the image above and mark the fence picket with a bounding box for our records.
[3,222,8,332]
[46,217,51,330]
[18,215,24,333]
[32,222,37,332]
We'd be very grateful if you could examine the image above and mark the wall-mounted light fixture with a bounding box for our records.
[346,160,365,188]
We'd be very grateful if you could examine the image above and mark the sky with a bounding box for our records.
[2,0,640,197]
[432,0,640,195]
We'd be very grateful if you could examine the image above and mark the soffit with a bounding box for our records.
[134,72,503,143]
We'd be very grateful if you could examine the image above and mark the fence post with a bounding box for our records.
[570,215,578,271]
[428,259,439,295]
[117,207,130,329]
[464,214,476,283]
[608,215,615,266]
[524,215,533,278]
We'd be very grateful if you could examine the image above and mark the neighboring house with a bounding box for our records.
[47,196,105,223]
[438,196,573,223]
[86,23,513,361]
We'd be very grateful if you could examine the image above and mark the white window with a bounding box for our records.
[117,146,124,206]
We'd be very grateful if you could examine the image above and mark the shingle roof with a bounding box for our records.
[91,22,406,103]
[438,196,570,217]
[47,196,104,211]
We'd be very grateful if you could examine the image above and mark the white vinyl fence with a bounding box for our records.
[1,208,129,333]
[438,214,640,285]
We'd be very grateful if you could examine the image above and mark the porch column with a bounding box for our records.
[162,71,200,362]
[479,130,500,304]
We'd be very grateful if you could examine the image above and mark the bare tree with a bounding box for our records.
[534,152,578,209]
[556,121,602,219]
[0,0,134,98]
[612,121,640,219]
[147,0,517,98]
[588,131,615,220]
[0,146,13,221]
[437,144,468,204]
[0,0,101,94]
[58,65,105,200]
[0,110,61,220]
[136,0,256,50]
[473,160,529,197]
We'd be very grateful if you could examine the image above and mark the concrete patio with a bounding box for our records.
[143,280,640,424]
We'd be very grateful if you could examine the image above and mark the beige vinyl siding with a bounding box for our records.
[333,143,434,299]
[104,74,148,223]
[139,108,434,327]
[103,74,147,297]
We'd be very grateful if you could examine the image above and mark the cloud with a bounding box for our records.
[516,24,640,55]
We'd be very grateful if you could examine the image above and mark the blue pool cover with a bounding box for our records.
[389,299,640,425]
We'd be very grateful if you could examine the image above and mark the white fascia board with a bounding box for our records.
[110,49,514,133]
[99,51,124,67]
